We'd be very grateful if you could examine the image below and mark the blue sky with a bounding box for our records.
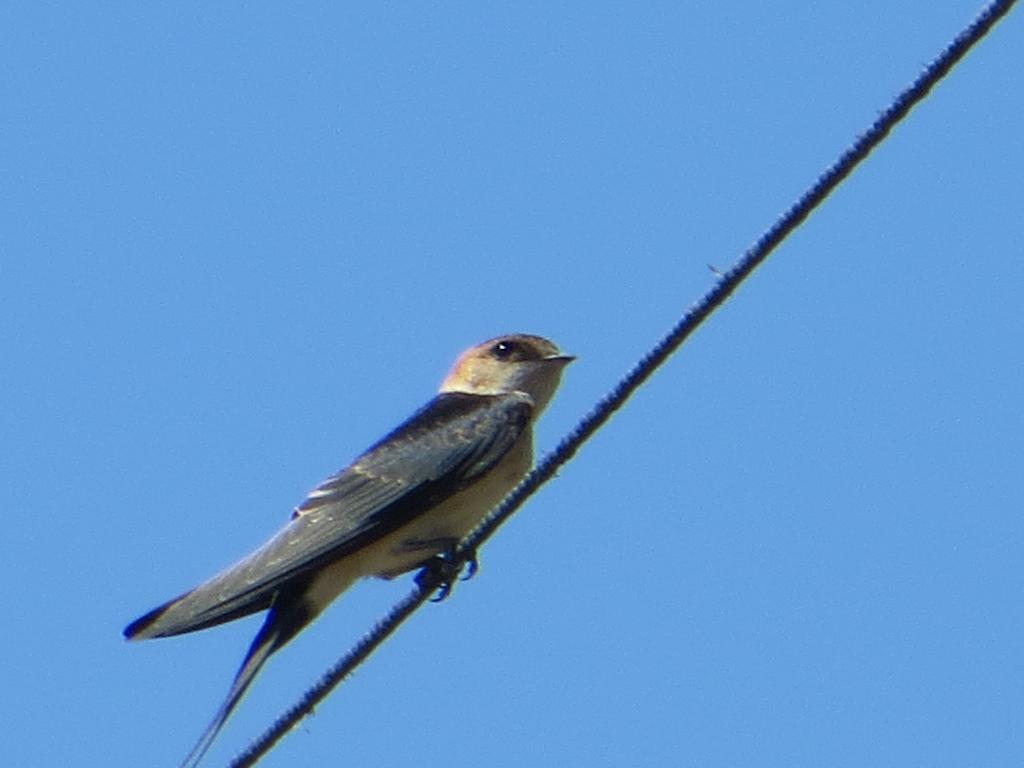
[2,3,1022,766]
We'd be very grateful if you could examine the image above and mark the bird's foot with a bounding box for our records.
[414,539,479,602]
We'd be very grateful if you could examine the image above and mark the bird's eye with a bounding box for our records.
[491,340,518,360]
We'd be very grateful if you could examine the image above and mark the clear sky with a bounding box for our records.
[2,3,1022,767]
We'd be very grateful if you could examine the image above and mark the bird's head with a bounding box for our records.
[440,334,574,413]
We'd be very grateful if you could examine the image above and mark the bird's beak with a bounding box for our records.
[545,353,576,364]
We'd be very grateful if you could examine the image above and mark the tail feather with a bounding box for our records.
[178,588,313,768]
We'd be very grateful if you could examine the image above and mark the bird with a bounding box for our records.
[124,333,574,767]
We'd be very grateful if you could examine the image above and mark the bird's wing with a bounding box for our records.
[124,391,533,640]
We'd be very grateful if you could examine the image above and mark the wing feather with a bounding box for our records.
[125,392,532,640]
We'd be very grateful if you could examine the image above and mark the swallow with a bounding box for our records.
[125,333,573,767]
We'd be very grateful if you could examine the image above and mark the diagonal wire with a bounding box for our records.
[230,1,1017,766]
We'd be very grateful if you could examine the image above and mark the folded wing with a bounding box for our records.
[124,391,533,640]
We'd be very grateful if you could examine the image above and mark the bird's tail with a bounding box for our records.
[179,586,313,768]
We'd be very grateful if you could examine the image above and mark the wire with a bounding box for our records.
[230,1,1017,765]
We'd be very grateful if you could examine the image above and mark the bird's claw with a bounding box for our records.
[461,551,479,581]
[415,544,479,602]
